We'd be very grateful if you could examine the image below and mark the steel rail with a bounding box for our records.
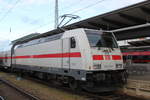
[0,77,40,100]
[0,72,146,100]
[0,96,5,100]
[23,76,145,100]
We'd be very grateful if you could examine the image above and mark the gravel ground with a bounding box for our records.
[1,71,148,100]
[0,72,87,100]
[129,75,150,81]
[0,83,30,100]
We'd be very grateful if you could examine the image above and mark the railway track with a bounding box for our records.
[0,72,147,100]
[0,77,40,100]
[23,75,146,100]
[84,92,145,100]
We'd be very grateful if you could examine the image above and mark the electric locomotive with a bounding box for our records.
[0,28,127,92]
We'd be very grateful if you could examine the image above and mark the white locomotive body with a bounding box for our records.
[0,28,126,92]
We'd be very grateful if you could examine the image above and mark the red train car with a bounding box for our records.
[122,46,150,64]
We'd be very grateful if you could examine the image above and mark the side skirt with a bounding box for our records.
[12,64,87,81]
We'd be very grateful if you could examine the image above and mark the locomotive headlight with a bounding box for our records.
[116,64,122,68]
[93,64,101,69]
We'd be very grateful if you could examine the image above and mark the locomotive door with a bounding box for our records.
[62,38,70,70]
[11,48,16,66]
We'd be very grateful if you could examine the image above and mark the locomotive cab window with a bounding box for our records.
[85,30,118,48]
[70,37,76,48]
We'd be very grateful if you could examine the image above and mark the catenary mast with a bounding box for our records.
[55,0,59,29]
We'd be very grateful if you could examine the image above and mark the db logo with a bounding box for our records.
[104,55,111,60]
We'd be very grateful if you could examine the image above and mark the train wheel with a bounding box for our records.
[121,71,127,84]
[69,78,79,91]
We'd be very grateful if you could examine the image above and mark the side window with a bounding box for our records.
[70,37,76,48]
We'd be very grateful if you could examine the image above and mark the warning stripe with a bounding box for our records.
[32,52,81,58]
[0,52,81,59]
[93,55,104,60]
[93,55,122,60]
[0,52,122,61]
[112,55,122,60]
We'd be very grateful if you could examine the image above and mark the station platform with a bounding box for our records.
[124,79,150,100]
[123,63,150,99]
[125,63,150,81]
[129,75,150,81]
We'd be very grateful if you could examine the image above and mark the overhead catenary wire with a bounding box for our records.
[28,0,85,29]
[0,0,109,42]
[26,20,54,34]
[70,0,106,14]
[0,0,21,23]
[60,0,86,12]
[24,0,107,34]
[0,0,12,13]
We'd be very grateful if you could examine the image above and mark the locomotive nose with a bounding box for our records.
[91,47,123,71]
